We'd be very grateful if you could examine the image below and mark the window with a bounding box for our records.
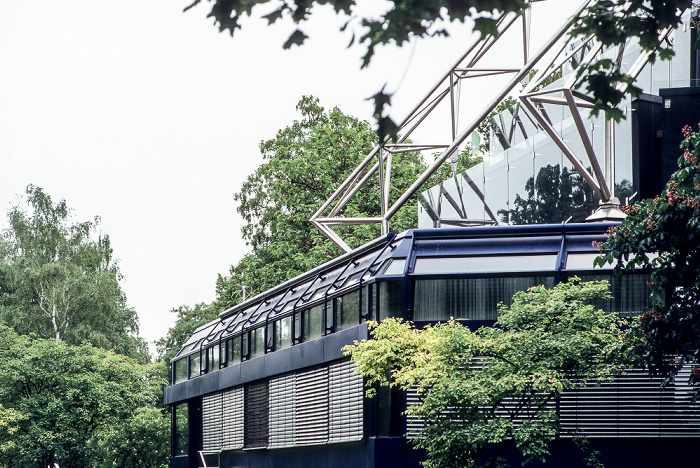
[249,327,265,359]
[302,305,323,342]
[378,281,402,321]
[173,403,188,456]
[173,358,188,384]
[207,344,220,373]
[266,322,274,353]
[275,316,292,350]
[336,291,360,331]
[228,336,242,364]
[360,284,375,322]
[413,255,557,274]
[325,302,334,333]
[413,276,555,321]
[189,352,202,378]
[568,273,651,317]
[220,342,227,367]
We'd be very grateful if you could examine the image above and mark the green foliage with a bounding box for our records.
[187,0,527,69]
[0,324,166,468]
[99,406,170,468]
[595,124,700,382]
[217,96,429,306]
[155,302,220,365]
[345,279,632,468]
[188,0,695,125]
[0,186,147,361]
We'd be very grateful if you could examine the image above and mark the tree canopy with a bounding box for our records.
[216,96,464,308]
[0,325,168,468]
[595,124,700,384]
[156,302,220,365]
[0,186,147,361]
[187,0,695,124]
[345,279,632,468]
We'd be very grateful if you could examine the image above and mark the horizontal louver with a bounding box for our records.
[560,366,700,437]
[269,374,295,448]
[295,366,329,446]
[406,366,700,439]
[405,387,423,438]
[244,380,269,448]
[222,387,244,450]
[202,392,223,451]
[329,360,364,443]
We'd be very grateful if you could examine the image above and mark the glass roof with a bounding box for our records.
[173,223,619,361]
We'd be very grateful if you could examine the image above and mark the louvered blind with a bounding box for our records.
[406,367,700,439]
[560,366,700,437]
[244,380,269,448]
[405,387,423,438]
[329,360,364,442]
[269,374,296,448]
[202,392,223,451]
[222,387,244,450]
[295,366,329,446]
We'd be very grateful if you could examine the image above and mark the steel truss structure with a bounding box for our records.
[310,0,676,252]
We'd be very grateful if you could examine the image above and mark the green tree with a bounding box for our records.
[99,406,170,468]
[156,302,220,366]
[217,96,448,306]
[187,0,695,123]
[345,279,632,468]
[0,325,166,468]
[595,124,700,383]
[0,185,147,360]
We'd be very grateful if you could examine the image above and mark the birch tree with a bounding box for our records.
[0,186,146,360]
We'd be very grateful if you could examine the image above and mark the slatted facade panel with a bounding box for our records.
[269,374,296,448]
[560,367,700,437]
[202,392,223,451]
[405,387,423,438]
[244,380,269,448]
[328,360,364,442]
[295,366,329,446]
[222,386,244,450]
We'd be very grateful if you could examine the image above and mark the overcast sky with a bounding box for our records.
[0,0,578,354]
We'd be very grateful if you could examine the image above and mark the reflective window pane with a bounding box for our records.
[275,316,292,350]
[249,327,265,359]
[413,255,557,274]
[189,353,202,377]
[228,336,242,364]
[173,358,188,384]
[336,291,360,331]
[569,273,651,317]
[414,276,555,321]
[174,403,188,456]
[378,281,403,321]
[302,305,323,342]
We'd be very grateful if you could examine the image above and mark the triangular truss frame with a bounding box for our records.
[310,0,674,252]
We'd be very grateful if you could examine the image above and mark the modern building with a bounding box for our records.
[165,223,700,468]
[166,3,700,467]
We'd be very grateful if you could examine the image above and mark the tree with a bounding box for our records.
[216,96,466,307]
[595,124,700,384]
[0,185,147,361]
[156,302,220,366]
[0,324,166,468]
[99,406,170,468]
[186,0,695,123]
[344,279,632,468]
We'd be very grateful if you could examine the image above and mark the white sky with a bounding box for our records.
[0,0,578,355]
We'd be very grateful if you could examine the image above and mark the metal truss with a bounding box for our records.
[310,0,673,253]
